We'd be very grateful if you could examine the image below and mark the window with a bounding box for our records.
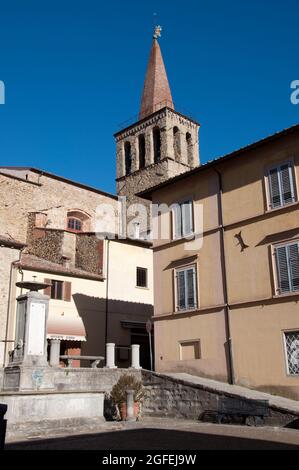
[267,162,296,209]
[173,127,180,161]
[44,279,72,301]
[175,265,197,311]
[125,141,132,175]
[67,217,82,232]
[138,134,146,169]
[172,200,193,239]
[50,280,64,300]
[284,331,299,375]
[136,267,147,288]
[153,127,161,163]
[67,210,90,232]
[186,132,193,166]
[275,242,299,294]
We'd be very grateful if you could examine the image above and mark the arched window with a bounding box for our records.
[124,141,132,175]
[67,217,82,232]
[186,132,193,166]
[173,127,180,161]
[138,134,146,169]
[153,127,161,163]
[66,210,90,233]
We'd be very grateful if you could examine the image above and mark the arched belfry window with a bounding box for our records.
[153,127,161,163]
[138,134,146,169]
[124,141,132,175]
[186,132,193,166]
[173,126,180,161]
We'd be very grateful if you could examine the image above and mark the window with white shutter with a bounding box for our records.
[267,162,296,209]
[172,200,193,239]
[275,242,299,294]
[175,265,197,311]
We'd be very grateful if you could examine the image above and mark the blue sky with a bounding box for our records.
[0,0,298,194]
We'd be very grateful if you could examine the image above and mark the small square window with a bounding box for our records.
[136,267,147,288]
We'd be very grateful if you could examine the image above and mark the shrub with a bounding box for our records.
[110,374,144,405]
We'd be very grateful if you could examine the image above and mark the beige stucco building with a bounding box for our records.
[140,124,299,400]
[0,167,153,368]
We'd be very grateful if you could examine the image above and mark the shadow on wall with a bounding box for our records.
[72,293,153,366]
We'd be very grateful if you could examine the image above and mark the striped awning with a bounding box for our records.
[47,312,86,342]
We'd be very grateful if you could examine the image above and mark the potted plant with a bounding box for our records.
[110,374,145,421]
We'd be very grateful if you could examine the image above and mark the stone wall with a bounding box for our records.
[0,171,118,245]
[53,367,142,393]
[27,225,64,265]
[75,235,103,274]
[141,371,299,426]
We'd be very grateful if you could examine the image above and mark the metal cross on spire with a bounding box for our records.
[153,25,162,39]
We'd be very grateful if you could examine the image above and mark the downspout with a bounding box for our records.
[104,238,110,348]
[212,167,234,385]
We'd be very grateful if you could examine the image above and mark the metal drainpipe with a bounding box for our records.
[3,247,24,366]
[212,167,234,385]
[104,238,110,350]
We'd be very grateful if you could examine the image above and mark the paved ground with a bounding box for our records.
[5,418,299,450]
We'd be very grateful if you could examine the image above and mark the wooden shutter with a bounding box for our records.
[44,278,52,297]
[276,246,291,293]
[173,204,182,239]
[268,168,282,208]
[280,163,294,205]
[182,201,193,236]
[288,243,299,291]
[63,281,72,301]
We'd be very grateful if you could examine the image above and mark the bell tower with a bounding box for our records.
[115,27,200,233]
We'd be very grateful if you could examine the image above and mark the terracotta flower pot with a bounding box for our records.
[120,401,139,421]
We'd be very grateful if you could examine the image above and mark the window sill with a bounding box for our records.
[273,291,299,300]
[265,201,298,214]
[175,307,198,314]
[135,286,149,290]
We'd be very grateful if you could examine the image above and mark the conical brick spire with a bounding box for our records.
[139,35,174,120]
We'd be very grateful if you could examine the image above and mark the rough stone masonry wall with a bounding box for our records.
[0,172,118,245]
[27,214,64,264]
[75,236,103,274]
[141,371,299,427]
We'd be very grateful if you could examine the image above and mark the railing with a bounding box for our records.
[49,340,141,370]
[59,355,104,368]
[115,100,198,132]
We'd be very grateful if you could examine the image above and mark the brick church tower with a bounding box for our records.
[114,27,200,235]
